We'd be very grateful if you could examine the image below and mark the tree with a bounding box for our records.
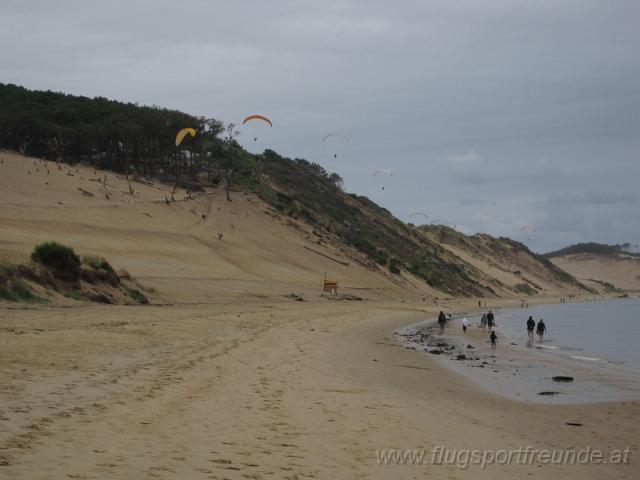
[329,172,344,190]
[18,136,31,156]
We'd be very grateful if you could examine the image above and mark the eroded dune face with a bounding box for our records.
[0,151,419,304]
[3,150,620,306]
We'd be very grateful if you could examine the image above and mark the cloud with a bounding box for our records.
[1,0,639,252]
[584,191,638,205]
[445,151,483,166]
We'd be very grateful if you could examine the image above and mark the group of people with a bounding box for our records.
[438,309,499,349]
[526,316,547,342]
[479,310,495,331]
[481,310,498,349]
[438,308,548,351]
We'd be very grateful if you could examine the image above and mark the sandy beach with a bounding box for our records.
[0,153,640,480]
[2,0,640,476]
[0,151,637,478]
[1,298,638,479]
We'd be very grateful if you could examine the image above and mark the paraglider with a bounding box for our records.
[431,218,457,229]
[521,224,536,241]
[242,115,272,127]
[242,115,272,142]
[175,128,196,147]
[322,133,349,143]
[322,133,349,159]
[409,212,429,223]
[372,169,393,190]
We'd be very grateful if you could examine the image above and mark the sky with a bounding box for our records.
[1,0,638,252]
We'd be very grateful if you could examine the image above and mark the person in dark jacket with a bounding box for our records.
[536,318,547,342]
[490,330,498,349]
[526,316,535,342]
[487,310,495,330]
[438,310,447,334]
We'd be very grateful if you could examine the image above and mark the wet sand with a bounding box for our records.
[396,313,640,404]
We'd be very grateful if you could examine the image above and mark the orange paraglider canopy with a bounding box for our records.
[242,115,272,127]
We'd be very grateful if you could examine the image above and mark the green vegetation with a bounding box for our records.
[388,258,402,275]
[63,290,84,301]
[1,243,149,304]
[255,150,485,296]
[588,278,620,293]
[0,83,206,182]
[545,242,640,258]
[125,287,149,304]
[81,255,119,285]
[0,277,38,302]
[514,283,537,296]
[0,264,42,302]
[0,83,595,298]
[31,241,81,282]
[83,255,111,271]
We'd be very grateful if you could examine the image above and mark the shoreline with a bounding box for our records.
[1,299,638,478]
[394,298,640,405]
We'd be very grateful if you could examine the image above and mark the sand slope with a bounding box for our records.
[419,228,589,298]
[552,253,640,293]
[0,151,426,303]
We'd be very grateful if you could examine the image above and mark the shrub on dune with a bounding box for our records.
[31,241,81,282]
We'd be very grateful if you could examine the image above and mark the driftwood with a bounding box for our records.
[77,187,95,197]
[303,246,349,266]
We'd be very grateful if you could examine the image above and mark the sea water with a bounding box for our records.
[496,298,640,373]
[395,297,640,403]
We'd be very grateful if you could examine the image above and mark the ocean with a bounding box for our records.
[395,297,640,403]
[496,298,640,373]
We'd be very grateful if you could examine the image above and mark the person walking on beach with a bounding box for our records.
[526,316,535,342]
[438,310,447,334]
[487,310,495,330]
[480,313,487,331]
[461,317,469,334]
[490,330,498,349]
[536,318,547,342]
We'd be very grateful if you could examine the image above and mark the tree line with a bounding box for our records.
[545,242,640,258]
[0,82,246,189]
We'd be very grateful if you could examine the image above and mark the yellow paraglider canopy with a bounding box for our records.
[175,128,197,147]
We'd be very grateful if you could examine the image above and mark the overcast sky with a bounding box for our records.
[2,0,638,252]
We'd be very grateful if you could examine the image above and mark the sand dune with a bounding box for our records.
[0,151,423,303]
[552,253,640,293]
[1,151,638,478]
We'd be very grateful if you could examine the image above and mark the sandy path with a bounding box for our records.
[1,300,638,479]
